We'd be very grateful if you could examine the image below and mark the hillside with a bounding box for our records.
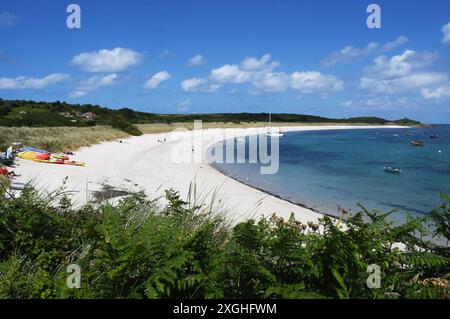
[0,99,421,128]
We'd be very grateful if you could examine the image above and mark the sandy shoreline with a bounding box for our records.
[12,125,405,224]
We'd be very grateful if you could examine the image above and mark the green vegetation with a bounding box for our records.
[110,114,142,136]
[0,175,9,189]
[0,98,421,149]
[0,98,422,128]
[0,126,129,153]
[0,184,448,299]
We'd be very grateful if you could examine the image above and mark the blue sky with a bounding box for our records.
[1,0,450,123]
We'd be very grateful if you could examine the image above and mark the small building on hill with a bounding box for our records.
[59,112,73,118]
[81,112,97,120]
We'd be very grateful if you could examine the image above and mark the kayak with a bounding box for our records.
[384,166,401,174]
[52,154,70,161]
[17,151,51,161]
[18,148,68,160]
[35,159,85,167]
[19,147,50,154]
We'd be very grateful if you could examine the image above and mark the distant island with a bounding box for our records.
[0,99,422,131]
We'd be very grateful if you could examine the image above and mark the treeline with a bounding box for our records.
[0,99,421,128]
[0,99,143,135]
[0,184,448,299]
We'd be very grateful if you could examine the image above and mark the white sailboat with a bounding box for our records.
[265,108,285,137]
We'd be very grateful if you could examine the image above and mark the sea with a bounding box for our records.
[212,125,450,222]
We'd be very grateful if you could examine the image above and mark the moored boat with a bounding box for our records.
[265,107,285,137]
[384,166,401,174]
[410,140,425,146]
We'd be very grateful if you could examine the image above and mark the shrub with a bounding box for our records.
[110,115,142,136]
[118,108,137,120]
[0,185,448,299]
[0,105,11,116]
[0,175,9,198]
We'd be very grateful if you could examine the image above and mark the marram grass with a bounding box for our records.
[0,126,129,152]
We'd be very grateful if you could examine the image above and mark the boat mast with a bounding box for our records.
[269,107,272,129]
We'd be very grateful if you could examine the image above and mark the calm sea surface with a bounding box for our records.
[213,125,450,221]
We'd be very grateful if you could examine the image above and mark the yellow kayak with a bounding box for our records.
[35,159,85,167]
[17,151,50,161]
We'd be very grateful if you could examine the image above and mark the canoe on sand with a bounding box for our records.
[17,151,51,161]
[35,159,85,167]
[19,147,50,154]
[19,148,69,160]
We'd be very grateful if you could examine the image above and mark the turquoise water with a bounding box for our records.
[213,125,450,221]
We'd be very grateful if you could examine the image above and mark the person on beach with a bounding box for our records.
[0,166,20,178]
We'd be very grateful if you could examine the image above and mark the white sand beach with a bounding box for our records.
[12,125,405,224]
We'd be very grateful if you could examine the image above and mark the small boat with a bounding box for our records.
[17,149,69,161]
[19,147,50,154]
[17,151,51,161]
[410,140,425,146]
[266,131,285,137]
[35,159,85,167]
[384,166,401,174]
[52,154,70,161]
[429,134,438,139]
[265,107,285,137]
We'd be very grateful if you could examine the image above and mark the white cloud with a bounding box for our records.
[70,91,88,98]
[0,12,20,27]
[421,86,450,100]
[367,50,438,78]
[178,98,191,111]
[381,36,409,52]
[342,96,419,111]
[71,48,141,73]
[291,71,344,93]
[144,71,171,89]
[181,54,343,95]
[341,100,354,108]
[158,49,171,60]
[252,72,289,92]
[241,54,275,70]
[187,54,206,66]
[209,54,280,86]
[361,73,447,94]
[70,73,118,98]
[204,83,222,93]
[322,36,408,67]
[210,64,252,83]
[181,78,206,92]
[360,50,446,95]
[322,42,378,67]
[88,73,118,86]
[442,23,450,44]
[0,73,69,89]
